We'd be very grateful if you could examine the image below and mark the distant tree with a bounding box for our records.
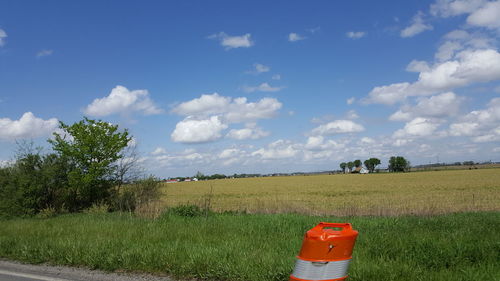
[463,161,474,166]
[353,159,362,168]
[364,158,381,173]
[347,161,354,173]
[388,156,409,172]
[340,162,347,173]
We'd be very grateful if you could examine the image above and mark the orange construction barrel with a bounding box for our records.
[290,222,358,281]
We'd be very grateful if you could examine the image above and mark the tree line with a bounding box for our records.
[339,156,410,173]
[0,118,160,218]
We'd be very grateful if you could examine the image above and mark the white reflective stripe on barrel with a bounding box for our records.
[291,258,351,280]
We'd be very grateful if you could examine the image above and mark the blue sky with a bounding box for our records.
[1,0,500,177]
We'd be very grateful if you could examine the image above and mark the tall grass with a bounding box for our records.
[163,169,500,216]
[1,212,499,281]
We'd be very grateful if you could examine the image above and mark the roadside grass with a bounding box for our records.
[162,169,500,216]
[1,211,499,281]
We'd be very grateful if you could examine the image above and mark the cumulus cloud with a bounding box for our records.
[366,48,500,104]
[172,93,231,116]
[252,140,299,160]
[400,11,433,38]
[288,33,306,42]
[393,117,443,138]
[430,0,500,30]
[0,112,58,140]
[466,0,500,29]
[311,120,365,136]
[36,49,53,58]
[226,124,270,140]
[346,97,356,105]
[171,116,228,143]
[406,60,431,72]
[242,82,284,93]
[84,85,162,117]
[0,28,6,47]
[172,93,282,124]
[272,74,281,80]
[208,32,254,49]
[431,0,487,17]
[346,31,366,39]
[389,92,463,121]
[449,97,500,141]
[171,94,282,143]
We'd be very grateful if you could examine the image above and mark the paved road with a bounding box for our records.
[0,260,172,281]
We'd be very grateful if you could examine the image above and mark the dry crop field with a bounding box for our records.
[161,169,500,216]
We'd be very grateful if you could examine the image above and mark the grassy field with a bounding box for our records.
[163,169,500,216]
[0,212,499,281]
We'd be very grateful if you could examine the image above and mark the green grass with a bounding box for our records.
[1,212,499,281]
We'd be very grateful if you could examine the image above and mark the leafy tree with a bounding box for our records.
[339,162,347,173]
[49,117,131,211]
[353,159,362,168]
[388,156,410,172]
[364,158,381,173]
[347,161,354,173]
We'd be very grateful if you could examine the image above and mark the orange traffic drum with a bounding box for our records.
[290,222,358,281]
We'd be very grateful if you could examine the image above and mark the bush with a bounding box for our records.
[169,204,204,217]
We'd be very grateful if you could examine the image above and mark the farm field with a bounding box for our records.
[162,169,500,216]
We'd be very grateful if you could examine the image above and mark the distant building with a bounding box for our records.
[353,167,369,174]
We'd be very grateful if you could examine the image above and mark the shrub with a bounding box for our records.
[169,204,204,217]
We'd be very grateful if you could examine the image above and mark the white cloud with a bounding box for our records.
[151,147,167,155]
[36,49,53,58]
[251,63,270,74]
[0,112,58,140]
[226,126,270,140]
[252,140,299,160]
[449,97,500,141]
[430,0,500,30]
[366,48,500,104]
[345,110,360,119]
[224,97,282,123]
[406,60,431,72]
[400,11,433,38]
[242,82,284,93]
[209,32,254,49]
[84,85,162,117]
[389,92,463,121]
[171,94,282,143]
[346,31,366,39]
[171,116,228,143]
[173,93,282,124]
[466,0,500,29]
[431,0,487,17]
[272,74,281,80]
[0,28,6,47]
[393,117,442,138]
[288,33,306,42]
[346,97,356,105]
[172,93,231,116]
[311,120,365,136]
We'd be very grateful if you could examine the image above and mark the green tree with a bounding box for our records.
[49,117,131,211]
[364,158,381,173]
[339,162,347,173]
[353,159,362,168]
[388,156,410,172]
[347,161,354,173]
